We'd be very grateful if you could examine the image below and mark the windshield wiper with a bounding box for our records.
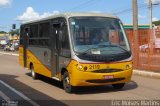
[80,42,129,55]
[79,44,115,55]
[80,47,99,55]
[96,41,129,52]
[107,43,129,52]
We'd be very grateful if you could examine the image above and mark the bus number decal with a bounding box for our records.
[89,65,100,70]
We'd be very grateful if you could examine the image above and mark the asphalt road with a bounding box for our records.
[0,54,160,106]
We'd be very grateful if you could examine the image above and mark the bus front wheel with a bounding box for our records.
[63,71,74,93]
[31,65,38,80]
[112,83,125,90]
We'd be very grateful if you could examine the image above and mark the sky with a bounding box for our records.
[0,0,160,32]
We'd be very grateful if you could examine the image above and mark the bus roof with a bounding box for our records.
[22,12,119,25]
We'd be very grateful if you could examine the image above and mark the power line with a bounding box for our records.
[113,3,148,15]
[68,0,105,12]
[68,0,97,11]
[113,1,160,16]
[80,0,105,11]
[110,2,144,14]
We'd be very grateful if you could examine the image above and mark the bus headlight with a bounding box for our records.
[77,65,83,71]
[76,64,88,71]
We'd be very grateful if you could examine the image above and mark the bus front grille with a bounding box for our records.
[91,69,123,73]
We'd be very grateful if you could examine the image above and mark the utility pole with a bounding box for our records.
[132,0,139,68]
[133,0,138,31]
[149,0,154,56]
[149,0,152,29]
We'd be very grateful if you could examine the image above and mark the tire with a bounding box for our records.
[63,71,74,93]
[112,83,125,90]
[31,65,38,80]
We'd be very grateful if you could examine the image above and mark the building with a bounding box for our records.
[9,35,19,44]
[124,24,154,30]
[0,33,19,45]
[0,34,9,45]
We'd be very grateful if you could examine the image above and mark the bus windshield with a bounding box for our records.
[69,17,131,56]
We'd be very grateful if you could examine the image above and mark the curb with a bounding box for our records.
[0,52,19,56]
[133,70,160,79]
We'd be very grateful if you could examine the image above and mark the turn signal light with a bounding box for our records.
[126,64,133,70]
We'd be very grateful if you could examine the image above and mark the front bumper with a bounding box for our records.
[67,60,133,86]
[70,69,132,86]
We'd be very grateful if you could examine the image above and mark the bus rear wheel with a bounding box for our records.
[31,65,38,80]
[112,83,125,90]
[63,71,74,93]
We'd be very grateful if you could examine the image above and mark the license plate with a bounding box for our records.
[103,75,114,79]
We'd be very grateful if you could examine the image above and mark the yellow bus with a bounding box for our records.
[19,13,133,93]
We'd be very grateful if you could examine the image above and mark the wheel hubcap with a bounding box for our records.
[31,69,35,77]
[64,76,70,89]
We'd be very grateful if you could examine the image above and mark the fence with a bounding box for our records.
[126,29,160,72]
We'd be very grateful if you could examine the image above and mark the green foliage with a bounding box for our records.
[0,31,7,34]
[153,20,160,26]
[9,29,20,36]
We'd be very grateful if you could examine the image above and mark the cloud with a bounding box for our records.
[17,7,39,21]
[40,11,59,18]
[144,0,160,4]
[138,14,146,19]
[17,7,59,22]
[152,17,159,21]
[0,0,12,6]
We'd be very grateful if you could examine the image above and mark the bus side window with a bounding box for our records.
[53,23,61,52]
[61,25,70,49]
[60,22,71,57]
[29,24,39,46]
[39,22,50,46]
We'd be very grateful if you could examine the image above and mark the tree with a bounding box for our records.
[0,31,7,34]
[153,20,160,26]
[9,29,20,36]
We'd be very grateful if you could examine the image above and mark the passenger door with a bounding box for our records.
[51,19,61,76]
[51,18,70,77]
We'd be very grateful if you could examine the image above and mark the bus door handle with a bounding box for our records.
[44,51,48,57]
